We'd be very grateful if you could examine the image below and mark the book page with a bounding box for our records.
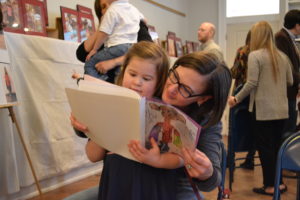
[66,85,146,161]
[145,99,201,155]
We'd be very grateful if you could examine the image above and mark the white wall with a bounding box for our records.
[187,0,219,42]
[46,0,219,44]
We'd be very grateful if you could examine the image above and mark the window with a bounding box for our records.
[226,0,279,18]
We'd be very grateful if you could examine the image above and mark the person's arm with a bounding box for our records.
[70,114,106,161]
[235,52,259,103]
[128,138,184,169]
[86,31,108,61]
[188,122,223,192]
[95,55,125,74]
[85,140,106,162]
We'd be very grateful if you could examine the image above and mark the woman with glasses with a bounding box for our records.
[129,52,232,199]
[72,51,232,199]
[165,52,231,199]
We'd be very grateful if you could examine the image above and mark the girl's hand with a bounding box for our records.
[86,49,97,61]
[228,96,237,108]
[70,113,89,132]
[95,59,116,74]
[182,148,213,181]
[128,138,161,166]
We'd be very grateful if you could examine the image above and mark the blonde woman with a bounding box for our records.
[228,21,293,196]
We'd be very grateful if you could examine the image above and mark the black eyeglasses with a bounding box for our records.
[168,68,205,98]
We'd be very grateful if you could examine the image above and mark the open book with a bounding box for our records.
[66,77,201,161]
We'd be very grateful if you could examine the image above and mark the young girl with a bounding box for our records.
[71,41,182,200]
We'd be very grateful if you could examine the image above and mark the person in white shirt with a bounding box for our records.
[84,0,143,80]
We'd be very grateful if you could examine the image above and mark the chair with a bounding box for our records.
[273,131,300,200]
[227,85,259,190]
[218,142,229,200]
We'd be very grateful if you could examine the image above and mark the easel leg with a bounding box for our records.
[8,106,42,196]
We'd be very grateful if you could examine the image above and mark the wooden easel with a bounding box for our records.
[0,104,42,196]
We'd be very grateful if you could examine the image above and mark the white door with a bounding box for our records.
[226,21,280,68]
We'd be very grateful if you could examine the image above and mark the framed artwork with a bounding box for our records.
[147,25,160,46]
[0,0,24,34]
[77,4,93,15]
[22,0,47,36]
[37,0,48,26]
[186,41,194,54]
[167,31,176,57]
[60,6,80,42]
[77,5,95,42]
[175,37,183,57]
[193,42,200,52]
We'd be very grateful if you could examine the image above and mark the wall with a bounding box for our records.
[46,0,219,44]
[187,0,219,42]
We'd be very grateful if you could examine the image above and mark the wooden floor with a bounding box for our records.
[28,136,297,200]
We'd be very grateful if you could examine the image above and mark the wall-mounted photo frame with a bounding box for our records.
[193,42,200,52]
[60,6,80,42]
[0,0,24,34]
[167,31,176,57]
[78,11,95,42]
[186,41,194,54]
[37,0,48,26]
[147,25,160,46]
[175,37,183,57]
[22,0,47,36]
[77,4,93,15]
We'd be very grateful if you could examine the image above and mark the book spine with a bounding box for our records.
[140,97,146,146]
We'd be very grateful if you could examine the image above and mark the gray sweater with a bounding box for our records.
[235,49,293,120]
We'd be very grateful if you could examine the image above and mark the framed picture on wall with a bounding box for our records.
[60,6,80,42]
[0,0,24,34]
[77,4,93,15]
[147,25,160,46]
[78,10,95,42]
[193,42,200,52]
[22,0,47,36]
[167,31,176,57]
[37,0,48,26]
[186,41,194,54]
[175,37,183,57]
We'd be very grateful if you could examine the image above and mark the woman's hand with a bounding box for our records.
[86,49,97,61]
[95,59,116,74]
[70,113,88,132]
[128,138,161,166]
[228,96,237,108]
[182,148,213,181]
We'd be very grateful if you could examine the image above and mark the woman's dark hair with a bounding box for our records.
[173,52,232,128]
[0,5,3,32]
[94,0,103,23]
[284,9,300,29]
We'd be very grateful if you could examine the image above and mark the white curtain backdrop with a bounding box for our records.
[0,32,101,199]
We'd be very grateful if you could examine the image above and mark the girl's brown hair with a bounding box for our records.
[116,41,169,98]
